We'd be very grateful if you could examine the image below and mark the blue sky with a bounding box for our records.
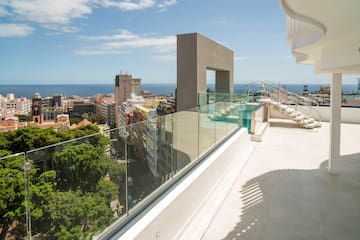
[0,0,357,85]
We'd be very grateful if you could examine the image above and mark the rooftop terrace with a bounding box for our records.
[202,121,360,240]
[1,96,359,239]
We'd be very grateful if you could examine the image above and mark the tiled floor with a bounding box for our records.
[202,122,360,240]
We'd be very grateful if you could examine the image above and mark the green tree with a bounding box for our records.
[0,125,102,154]
[54,143,109,192]
[69,117,81,125]
[42,191,114,238]
[81,113,89,120]
[96,179,118,205]
[0,156,26,240]
[88,114,106,124]
[31,171,56,213]
[57,226,84,240]
[108,163,125,187]
[14,114,32,122]
[7,127,61,153]
[57,125,101,140]
[0,157,55,240]
[0,123,120,239]
[0,135,10,150]
[0,150,11,158]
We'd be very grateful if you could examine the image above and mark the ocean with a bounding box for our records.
[0,83,358,98]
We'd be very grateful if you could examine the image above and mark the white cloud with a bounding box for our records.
[0,0,177,34]
[4,0,92,24]
[0,6,10,16]
[235,56,249,62]
[0,23,34,37]
[153,54,176,61]
[158,0,177,12]
[79,29,137,41]
[43,24,80,34]
[95,0,177,11]
[74,49,127,55]
[103,35,176,49]
[97,0,156,11]
[0,0,92,33]
[76,29,176,55]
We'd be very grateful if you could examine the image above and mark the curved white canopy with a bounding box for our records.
[280,0,360,74]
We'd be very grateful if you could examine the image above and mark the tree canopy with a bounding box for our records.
[0,156,55,240]
[0,125,125,239]
[0,125,101,154]
[55,143,110,192]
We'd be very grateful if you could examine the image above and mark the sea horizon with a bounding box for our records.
[0,83,358,99]
[0,82,347,85]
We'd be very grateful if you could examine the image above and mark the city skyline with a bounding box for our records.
[0,0,357,85]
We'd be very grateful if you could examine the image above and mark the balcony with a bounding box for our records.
[202,121,360,240]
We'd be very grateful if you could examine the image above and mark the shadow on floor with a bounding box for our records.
[222,152,360,240]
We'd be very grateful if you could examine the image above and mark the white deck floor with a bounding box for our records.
[202,122,360,240]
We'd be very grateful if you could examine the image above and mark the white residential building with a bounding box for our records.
[5,97,32,115]
[119,94,146,126]
[96,97,116,127]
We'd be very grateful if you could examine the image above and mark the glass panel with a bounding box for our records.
[126,121,161,211]
[199,104,216,157]
[107,127,128,219]
[226,101,242,134]
[0,152,28,240]
[25,130,126,239]
[156,114,175,183]
[172,108,199,172]
[214,102,229,142]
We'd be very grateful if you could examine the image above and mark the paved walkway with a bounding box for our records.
[202,122,360,240]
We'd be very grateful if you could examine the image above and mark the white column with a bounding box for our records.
[329,73,342,172]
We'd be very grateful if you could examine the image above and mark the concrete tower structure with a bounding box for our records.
[176,33,234,111]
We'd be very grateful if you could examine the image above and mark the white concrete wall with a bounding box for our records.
[251,105,264,134]
[254,105,264,122]
[117,128,251,240]
[270,106,360,124]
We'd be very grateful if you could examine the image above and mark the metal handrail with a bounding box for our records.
[264,83,322,123]
[246,80,322,123]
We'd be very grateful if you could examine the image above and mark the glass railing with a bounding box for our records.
[0,94,256,240]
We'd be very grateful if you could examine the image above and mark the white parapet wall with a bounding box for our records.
[115,128,252,240]
[270,106,360,124]
[250,105,264,134]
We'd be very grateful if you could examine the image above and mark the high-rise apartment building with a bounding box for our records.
[95,96,116,127]
[114,73,141,126]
